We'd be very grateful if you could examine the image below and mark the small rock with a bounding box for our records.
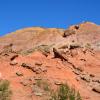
[74,25,79,30]
[80,58,86,61]
[10,54,18,61]
[35,62,42,66]
[76,66,84,72]
[21,63,31,69]
[82,71,88,75]
[33,67,42,74]
[80,75,91,82]
[54,80,62,85]
[33,66,47,74]
[92,85,100,93]
[28,77,34,81]
[41,66,47,72]
[26,77,36,85]
[92,77,100,83]
[71,49,78,57]
[34,77,42,80]
[56,66,61,69]
[10,61,18,66]
[76,77,80,81]
[45,65,51,68]
[73,70,80,75]
[3,53,9,56]
[20,80,30,86]
[34,92,43,96]
[90,74,95,77]
[16,72,23,76]
[20,80,28,86]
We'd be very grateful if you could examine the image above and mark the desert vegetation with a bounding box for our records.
[0,80,12,100]
[34,79,82,100]
[50,83,82,100]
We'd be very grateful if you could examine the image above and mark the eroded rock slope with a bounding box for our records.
[0,22,100,100]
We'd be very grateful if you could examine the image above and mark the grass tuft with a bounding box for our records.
[0,80,12,100]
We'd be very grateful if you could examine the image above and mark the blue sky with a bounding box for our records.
[0,0,100,35]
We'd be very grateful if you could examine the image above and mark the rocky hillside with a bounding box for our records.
[0,22,100,100]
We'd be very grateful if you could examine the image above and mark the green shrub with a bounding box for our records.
[35,79,42,87]
[34,80,82,100]
[0,80,12,100]
[50,83,82,100]
[35,79,50,91]
[42,81,50,91]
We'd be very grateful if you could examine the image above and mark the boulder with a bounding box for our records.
[53,48,67,61]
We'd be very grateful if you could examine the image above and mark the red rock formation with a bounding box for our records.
[0,22,100,100]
